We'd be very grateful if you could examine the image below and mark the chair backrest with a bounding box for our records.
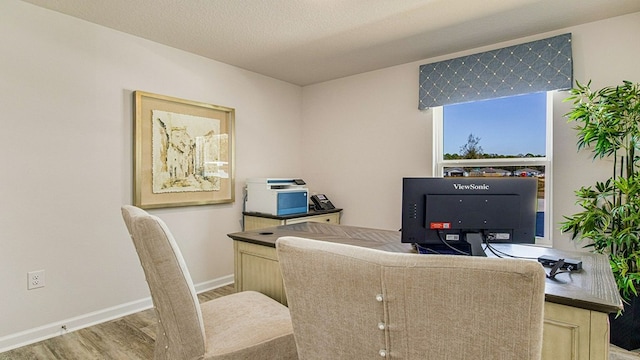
[121,205,206,360]
[276,236,546,360]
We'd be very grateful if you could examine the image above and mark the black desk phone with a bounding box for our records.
[311,194,335,211]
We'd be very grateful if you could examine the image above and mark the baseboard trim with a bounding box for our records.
[194,275,234,294]
[0,275,234,353]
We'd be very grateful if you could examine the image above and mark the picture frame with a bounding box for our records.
[133,91,235,209]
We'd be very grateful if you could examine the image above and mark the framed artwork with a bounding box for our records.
[133,91,235,209]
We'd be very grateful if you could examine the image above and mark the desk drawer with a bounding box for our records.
[286,213,340,225]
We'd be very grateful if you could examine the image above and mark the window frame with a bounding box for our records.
[431,92,554,246]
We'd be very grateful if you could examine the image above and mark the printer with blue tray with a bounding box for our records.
[245,178,309,216]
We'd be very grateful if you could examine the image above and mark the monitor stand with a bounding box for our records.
[463,232,487,257]
[414,232,487,256]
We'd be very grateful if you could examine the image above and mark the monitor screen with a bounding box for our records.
[401,177,537,256]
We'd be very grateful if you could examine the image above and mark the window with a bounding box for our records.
[432,92,553,245]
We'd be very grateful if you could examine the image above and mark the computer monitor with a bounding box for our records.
[401,177,537,256]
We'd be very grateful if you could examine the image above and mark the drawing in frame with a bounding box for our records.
[133,91,235,209]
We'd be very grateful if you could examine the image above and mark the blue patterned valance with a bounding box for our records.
[418,33,573,109]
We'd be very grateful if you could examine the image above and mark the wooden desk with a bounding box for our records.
[228,222,623,360]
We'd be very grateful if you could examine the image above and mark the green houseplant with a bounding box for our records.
[560,80,640,350]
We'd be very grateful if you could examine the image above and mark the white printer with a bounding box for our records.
[245,178,309,216]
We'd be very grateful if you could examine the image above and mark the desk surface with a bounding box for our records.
[228,222,623,314]
[243,208,342,220]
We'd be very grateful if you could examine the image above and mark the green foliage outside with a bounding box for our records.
[443,133,545,174]
[444,133,544,160]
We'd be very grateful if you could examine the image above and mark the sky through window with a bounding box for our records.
[443,92,546,157]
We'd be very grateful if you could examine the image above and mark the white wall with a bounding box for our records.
[301,12,640,251]
[0,0,303,350]
[2,0,639,351]
[301,64,430,231]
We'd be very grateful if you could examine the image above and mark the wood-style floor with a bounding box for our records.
[0,285,235,360]
[3,283,640,359]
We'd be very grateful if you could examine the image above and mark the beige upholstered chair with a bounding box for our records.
[276,236,546,360]
[121,205,297,360]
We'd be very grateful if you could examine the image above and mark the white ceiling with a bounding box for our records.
[20,0,640,86]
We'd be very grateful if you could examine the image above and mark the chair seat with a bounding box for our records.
[202,291,298,360]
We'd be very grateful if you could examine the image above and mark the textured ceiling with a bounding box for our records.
[19,0,640,86]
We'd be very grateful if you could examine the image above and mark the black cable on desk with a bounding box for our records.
[484,242,538,260]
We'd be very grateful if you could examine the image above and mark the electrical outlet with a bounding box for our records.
[28,270,45,290]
